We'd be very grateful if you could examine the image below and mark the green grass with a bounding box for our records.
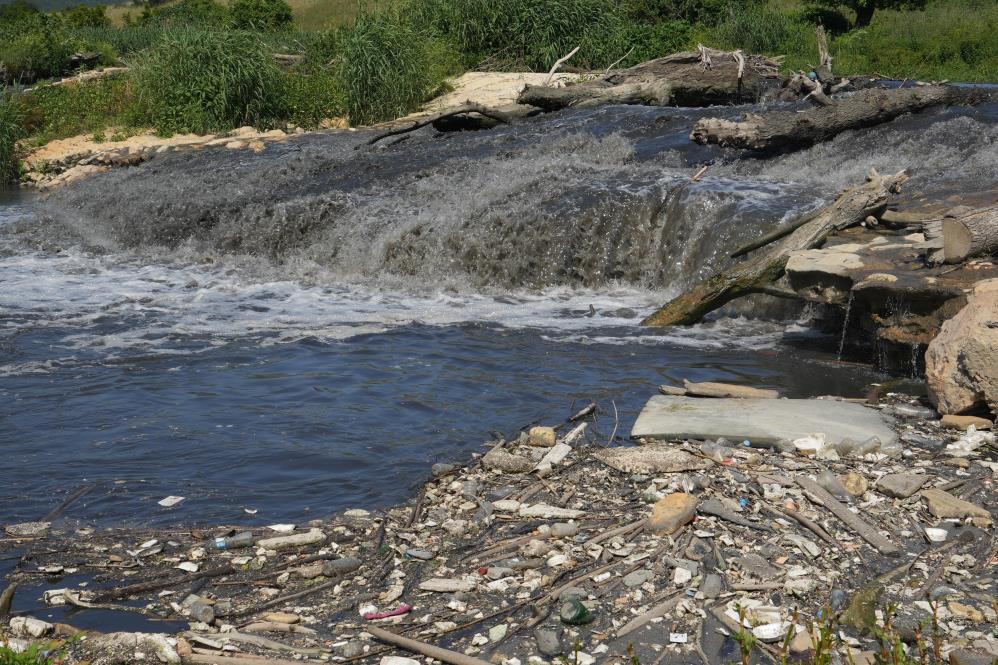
[338,10,458,124]
[0,92,27,184]
[0,643,59,665]
[20,72,133,145]
[130,28,287,134]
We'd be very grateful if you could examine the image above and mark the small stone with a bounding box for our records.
[940,415,993,431]
[431,463,456,476]
[535,627,562,657]
[322,557,362,577]
[488,624,509,642]
[560,587,587,601]
[734,553,783,581]
[753,622,790,643]
[483,446,534,473]
[648,493,698,534]
[380,658,420,665]
[673,567,692,585]
[419,578,476,593]
[405,549,434,560]
[623,569,654,588]
[189,602,215,625]
[840,472,868,497]
[922,488,992,522]
[518,504,584,519]
[10,617,53,638]
[790,629,815,654]
[948,601,985,623]
[493,499,520,512]
[528,426,557,447]
[924,527,948,542]
[4,522,50,537]
[944,458,971,469]
[701,573,723,599]
[948,649,995,665]
[344,509,370,519]
[522,539,551,557]
[876,474,927,499]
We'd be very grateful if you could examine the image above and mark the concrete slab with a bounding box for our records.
[631,396,896,446]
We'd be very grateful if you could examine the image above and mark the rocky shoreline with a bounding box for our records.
[2,388,995,665]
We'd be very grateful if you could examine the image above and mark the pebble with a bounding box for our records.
[323,557,362,577]
[432,463,456,476]
[522,539,551,557]
[405,549,434,560]
[701,573,723,599]
[419,578,476,593]
[380,658,420,665]
[489,623,509,642]
[840,472,868,497]
[4,522,50,537]
[673,567,692,585]
[875,473,927,499]
[922,488,992,521]
[528,426,557,447]
[263,612,299,624]
[534,627,562,656]
[623,569,654,587]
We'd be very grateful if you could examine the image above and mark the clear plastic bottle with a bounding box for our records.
[851,437,882,457]
[817,470,850,501]
[213,531,254,550]
[701,441,735,465]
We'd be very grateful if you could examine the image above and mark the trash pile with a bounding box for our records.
[1,385,996,665]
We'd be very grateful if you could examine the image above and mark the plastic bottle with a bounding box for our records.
[817,470,850,501]
[213,531,254,550]
[851,436,882,457]
[879,440,903,458]
[701,441,735,465]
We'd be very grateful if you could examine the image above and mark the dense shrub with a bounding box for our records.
[59,4,111,28]
[0,93,26,184]
[705,3,815,70]
[623,0,762,27]
[0,0,40,26]
[130,29,285,134]
[407,0,636,71]
[339,11,457,125]
[20,74,133,144]
[0,19,76,81]
[230,0,295,31]
[139,0,230,27]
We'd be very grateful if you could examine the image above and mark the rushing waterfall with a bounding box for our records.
[1,97,996,525]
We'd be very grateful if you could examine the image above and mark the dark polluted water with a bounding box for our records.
[2,98,995,528]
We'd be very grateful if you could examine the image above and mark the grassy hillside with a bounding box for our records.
[1,0,996,184]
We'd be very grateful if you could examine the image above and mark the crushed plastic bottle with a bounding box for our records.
[213,531,254,550]
[878,440,903,458]
[701,441,735,465]
[817,470,851,501]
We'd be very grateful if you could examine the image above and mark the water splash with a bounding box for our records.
[837,291,854,360]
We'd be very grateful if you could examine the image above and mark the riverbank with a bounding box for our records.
[1,389,995,664]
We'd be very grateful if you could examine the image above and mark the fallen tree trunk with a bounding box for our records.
[517,48,783,111]
[691,86,958,151]
[642,169,907,326]
[924,206,998,264]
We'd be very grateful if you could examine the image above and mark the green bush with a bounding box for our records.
[0,20,76,81]
[130,28,285,134]
[21,73,133,144]
[620,19,694,62]
[139,0,230,27]
[59,4,111,28]
[0,92,26,184]
[230,0,295,31]
[282,69,346,127]
[831,0,998,81]
[704,3,816,71]
[0,0,40,26]
[338,11,457,125]
[407,0,636,71]
[68,25,166,56]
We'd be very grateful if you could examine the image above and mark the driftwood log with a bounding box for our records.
[924,206,998,264]
[517,48,783,111]
[642,169,908,326]
[691,86,958,151]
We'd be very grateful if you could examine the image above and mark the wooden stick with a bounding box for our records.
[586,518,647,546]
[194,631,324,655]
[367,625,493,665]
[544,46,580,86]
[760,504,838,546]
[187,653,306,665]
[796,477,900,556]
[730,207,823,258]
[365,104,514,146]
[92,564,234,602]
[616,589,684,637]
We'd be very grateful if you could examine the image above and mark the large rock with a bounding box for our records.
[925,280,998,415]
[631,396,897,446]
[647,493,697,534]
[593,444,711,474]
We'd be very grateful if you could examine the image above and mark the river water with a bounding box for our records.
[2,98,996,527]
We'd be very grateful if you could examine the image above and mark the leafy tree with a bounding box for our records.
[139,0,229,27]
[229,0,294,31]
[59,4,111,28]
[0,0,41,25]
[808,0,928,28]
